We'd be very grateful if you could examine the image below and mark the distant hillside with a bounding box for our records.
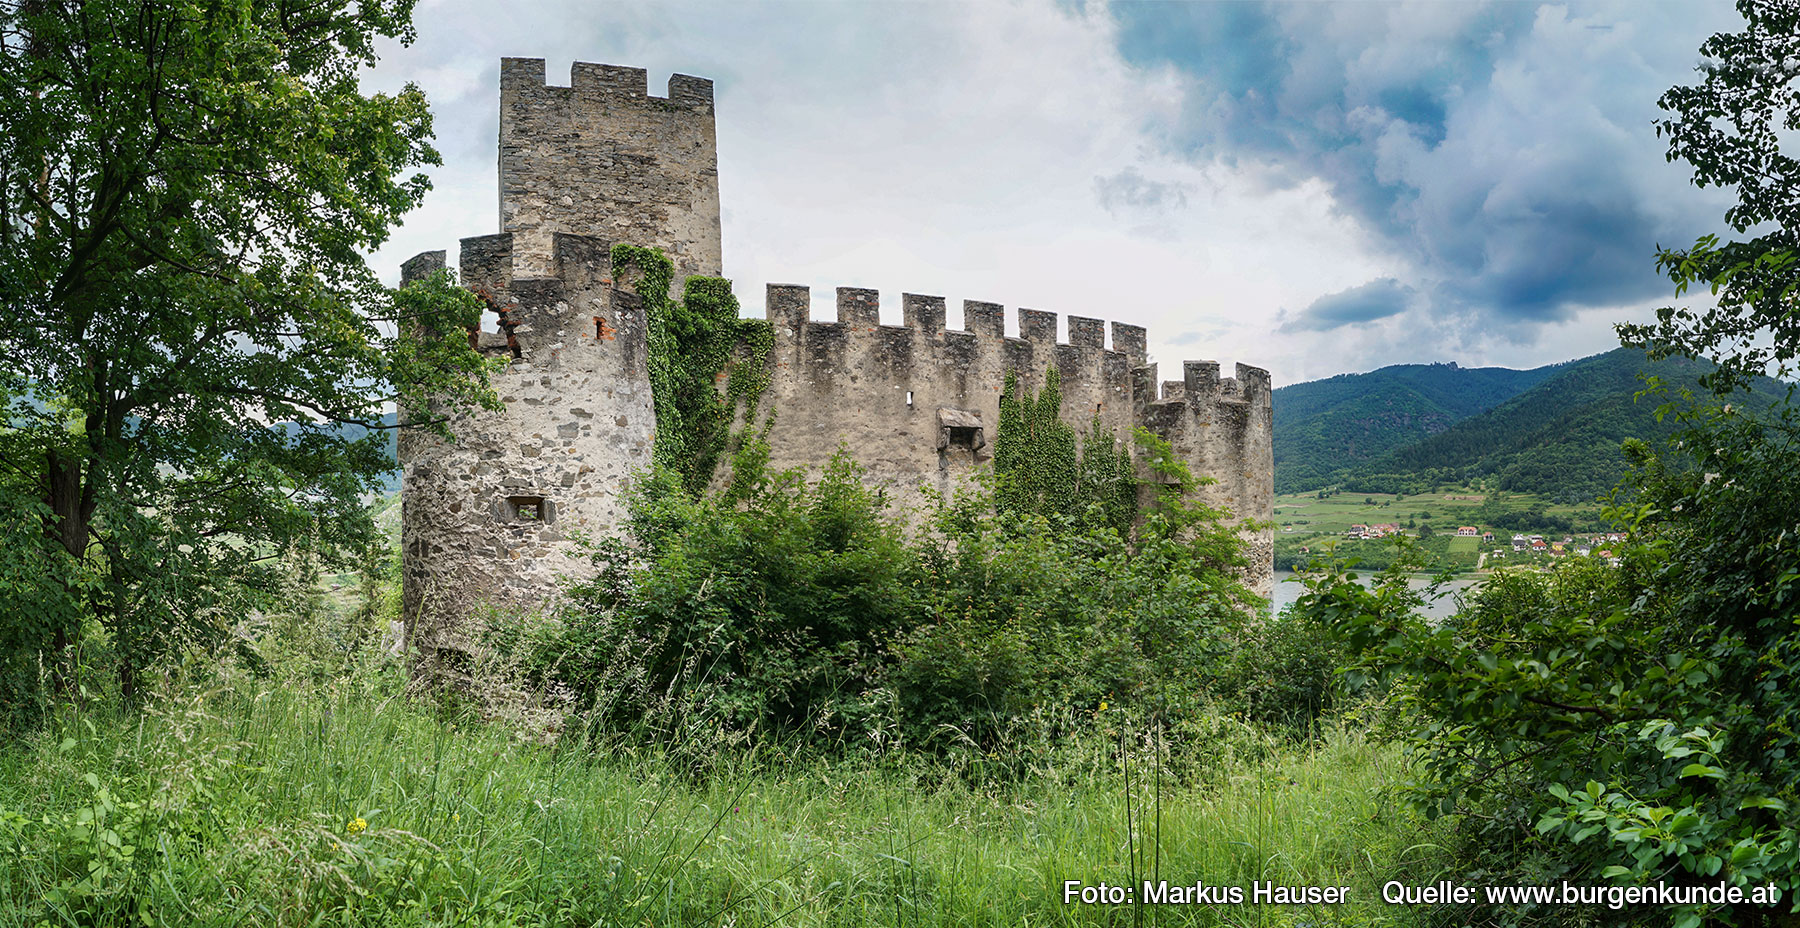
[1325,348,1793,504]
[277,411,401,493]
[12,392,401,493]
[1272,360,1562,492]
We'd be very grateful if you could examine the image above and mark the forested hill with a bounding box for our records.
[1357,348,1791,502]
[1272,360,1563,492]
[1283,347,1794,504]
[286,411,401,493]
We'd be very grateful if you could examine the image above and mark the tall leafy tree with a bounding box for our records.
[0,0,493,703]
[1625,0,1800,391]
[1309,4,1800,921]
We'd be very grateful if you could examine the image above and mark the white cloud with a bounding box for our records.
[357,0,1411,385]
[359,0,1736,386]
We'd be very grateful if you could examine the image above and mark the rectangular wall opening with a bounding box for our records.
[506,495,547,522]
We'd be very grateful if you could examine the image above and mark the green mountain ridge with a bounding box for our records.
[1276,348,1794,503]
[1272,360,1565,493]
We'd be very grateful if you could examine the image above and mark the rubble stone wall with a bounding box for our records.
[397,58,1274,655]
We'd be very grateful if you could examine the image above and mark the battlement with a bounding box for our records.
[399,58,1275,659]
[415,244,1270,413]
[500,58,714,108]
[498,59,721,282]
[455,231,616,294]
[762,284,1149,363]
[1136,360,1272,408]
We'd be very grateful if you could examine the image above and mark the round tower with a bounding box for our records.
[399,60,723,659]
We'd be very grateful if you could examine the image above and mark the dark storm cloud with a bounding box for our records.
[1280,277,1413,332]
[1107,0,1739,334]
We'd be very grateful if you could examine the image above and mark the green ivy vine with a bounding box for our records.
[994,366,1136,535]
[611,244,773,496]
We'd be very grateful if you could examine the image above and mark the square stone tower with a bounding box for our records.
[499,58,722,281]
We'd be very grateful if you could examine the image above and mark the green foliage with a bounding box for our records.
[895,493,1249,753]
[896,430,1260,755]
[1623,0,1800,393]
[1303,404,1800,923]
[611,244,773,497]
[532,423,1265,761]
[993,367,1136,534]
[0,0,493,706]
[0,676,1433,927]
[559,449,917,749]
[0,487,87,734]
[994,368,1073,517]
[1,769,154,922]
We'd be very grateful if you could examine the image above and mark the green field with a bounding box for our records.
[1274,485,1609,572]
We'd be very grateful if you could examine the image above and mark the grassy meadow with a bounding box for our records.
[1274,485,1607,572]
[1274,486,1594,536]
[0,674,1446,927]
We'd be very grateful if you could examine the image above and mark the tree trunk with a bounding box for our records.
[41,449,93,692]
[43,449,91,557]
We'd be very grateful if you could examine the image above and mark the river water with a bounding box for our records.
[1268,570,1485,621]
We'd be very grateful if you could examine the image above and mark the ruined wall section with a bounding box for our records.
[751,284,1146,511]
[1137,361,1275,596]
[747,285,1271,594]
[499,58,722,282]
[399,232,655,653]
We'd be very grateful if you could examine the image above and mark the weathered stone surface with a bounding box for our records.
[498,58,720,282]
[400,59,1275,662]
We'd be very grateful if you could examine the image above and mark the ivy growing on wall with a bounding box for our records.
[994,367,1136,535]
[611,244,774,496]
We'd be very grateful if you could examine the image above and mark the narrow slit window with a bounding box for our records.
[906,391,914,406]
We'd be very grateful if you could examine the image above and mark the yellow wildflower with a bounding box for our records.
[1098,701,1109,712]
[346,816,367,835]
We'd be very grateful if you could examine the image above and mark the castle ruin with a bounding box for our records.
[399,60,1274,654]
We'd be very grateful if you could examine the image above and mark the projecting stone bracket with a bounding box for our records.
[936,408,985,453]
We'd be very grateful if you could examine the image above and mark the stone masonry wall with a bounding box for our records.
[751,284,1273,596]
[398,57,1274,654]
[399,233,654,655]
[754,285,1144,510]
[499,58,721,282]
[1137,361,1276,595]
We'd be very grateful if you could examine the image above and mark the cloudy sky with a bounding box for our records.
[361,0,1742,385]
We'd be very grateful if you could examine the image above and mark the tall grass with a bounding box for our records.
[0,677,1442,927]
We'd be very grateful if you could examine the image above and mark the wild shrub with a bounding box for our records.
[1305,402,1800,925]
[892,462,1257,754]
[560,449,919,750]
[540,425,1279,765]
